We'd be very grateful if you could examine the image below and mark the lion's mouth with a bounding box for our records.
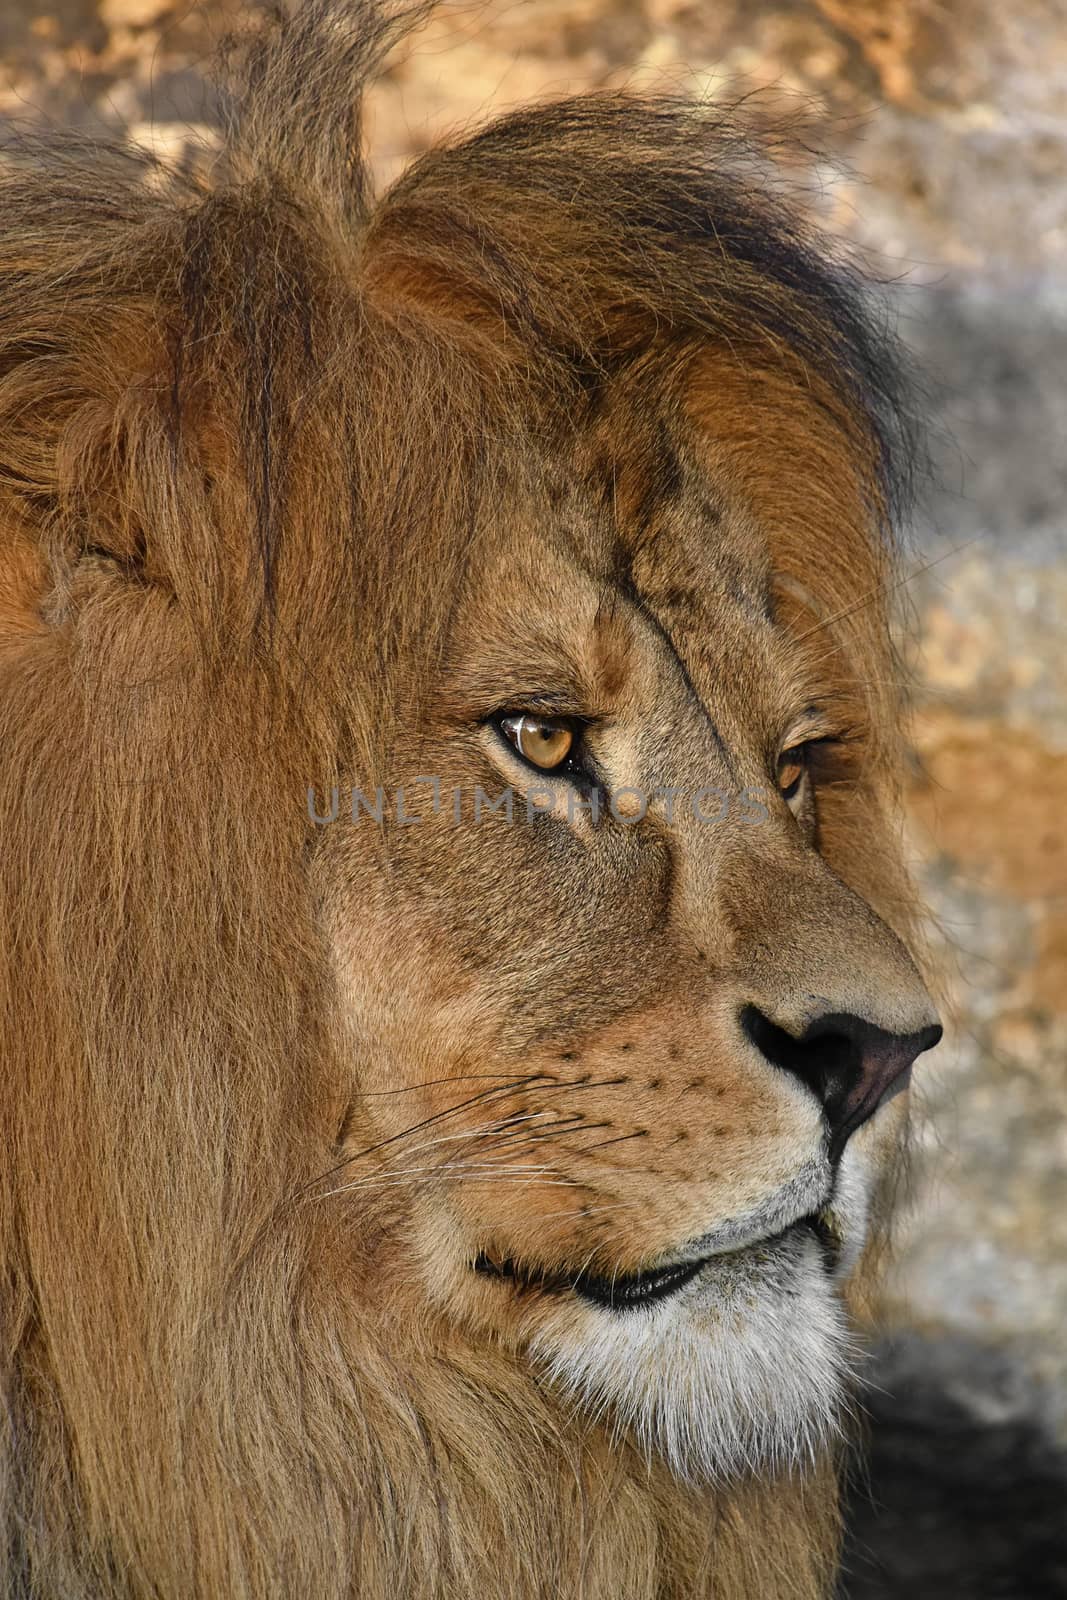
[475,1250,709,1309]
[475,1212,840,1311]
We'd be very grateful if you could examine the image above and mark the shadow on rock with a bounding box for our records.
[841,1333,1067,1599]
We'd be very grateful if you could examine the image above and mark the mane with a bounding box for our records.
[0,4,922,1594]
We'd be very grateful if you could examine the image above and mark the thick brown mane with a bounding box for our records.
[0,4,924,1595]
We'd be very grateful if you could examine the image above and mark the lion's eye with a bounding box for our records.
[777,745,807,803]
[500,714,576,772]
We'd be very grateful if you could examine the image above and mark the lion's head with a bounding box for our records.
[0,3,939,1595]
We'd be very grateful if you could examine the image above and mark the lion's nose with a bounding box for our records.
[739,1004,942,1159]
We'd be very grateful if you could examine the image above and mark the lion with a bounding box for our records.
[0,3,941,1596]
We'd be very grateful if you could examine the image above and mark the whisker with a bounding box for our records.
[340,1078,546,1165]
[314,1163,579,1203]
[488,1117,607,1147]
[265,1083,548,1227]
[578,1130,650,1154]
[535,1199,637,1222]
[795,540,973,644]
[357,1072,551,1097]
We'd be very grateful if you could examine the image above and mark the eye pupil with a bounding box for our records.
[503,714,575,771]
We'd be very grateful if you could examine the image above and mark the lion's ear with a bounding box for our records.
[0,196,181,615]
[0,178,303,657]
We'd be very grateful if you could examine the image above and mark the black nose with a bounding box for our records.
[740,1004,942,1159]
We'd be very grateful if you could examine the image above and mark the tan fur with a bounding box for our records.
[0,4,934,1595]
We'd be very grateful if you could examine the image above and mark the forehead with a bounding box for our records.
[443,432,799,736]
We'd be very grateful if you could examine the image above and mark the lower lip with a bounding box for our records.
[474,1252,706,1309]
[476,1214,839,1312]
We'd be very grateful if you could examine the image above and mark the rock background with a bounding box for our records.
[3,2,1065,1594]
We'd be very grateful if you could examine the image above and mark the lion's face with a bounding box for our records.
[0,7,947,1586]
[317,375,940,1485]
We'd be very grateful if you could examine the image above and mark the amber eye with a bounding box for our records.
[501,714,576,772]
[777,745,807,802]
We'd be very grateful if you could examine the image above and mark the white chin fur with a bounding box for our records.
[530,1226,855,1484]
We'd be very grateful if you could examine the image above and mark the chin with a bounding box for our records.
[530,1215,861,1486]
